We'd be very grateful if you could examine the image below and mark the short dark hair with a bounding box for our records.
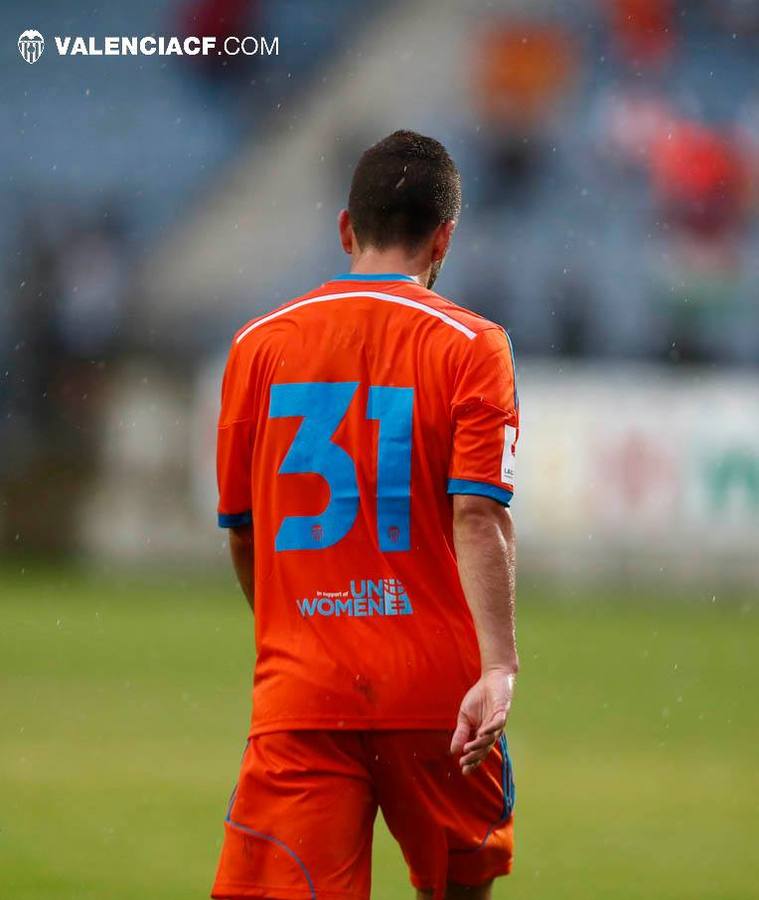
[348,129,461,250]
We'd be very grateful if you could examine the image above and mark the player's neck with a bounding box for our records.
[349,248,428,285]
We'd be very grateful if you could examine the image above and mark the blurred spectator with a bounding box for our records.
[651,121,747,239]
[1,204,128,555]
[605,0,676,68]
[595,87,675,172]
[471,20,579,208]
[180,0,260,81]
[648,120,749,361]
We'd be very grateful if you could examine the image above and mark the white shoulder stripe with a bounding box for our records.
[235,290,477,344]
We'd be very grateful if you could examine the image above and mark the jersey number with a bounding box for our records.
[269,382,413,552]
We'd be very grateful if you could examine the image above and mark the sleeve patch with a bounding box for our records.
[501,424,517,486]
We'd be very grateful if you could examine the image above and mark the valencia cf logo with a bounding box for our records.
[18,29,45,64]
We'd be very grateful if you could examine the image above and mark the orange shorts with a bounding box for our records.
[211,730,515,899]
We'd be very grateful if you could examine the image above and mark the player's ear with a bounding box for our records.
[338,209,354,255]
[431,219,456,263]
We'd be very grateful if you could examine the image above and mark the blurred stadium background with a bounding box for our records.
[2,1,757,898]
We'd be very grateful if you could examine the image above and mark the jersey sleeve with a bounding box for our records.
[217,340,255,528]
[448,327,519,507]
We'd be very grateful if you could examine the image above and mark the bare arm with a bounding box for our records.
[228,523,254,613]
[450,494,518,774]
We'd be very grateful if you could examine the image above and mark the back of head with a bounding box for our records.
[348,130,462,251]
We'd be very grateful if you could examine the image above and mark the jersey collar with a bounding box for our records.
[331,272,419,283]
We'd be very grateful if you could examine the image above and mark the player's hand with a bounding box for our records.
[450,668,516,775]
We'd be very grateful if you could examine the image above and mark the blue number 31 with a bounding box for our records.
[269,382,413,552]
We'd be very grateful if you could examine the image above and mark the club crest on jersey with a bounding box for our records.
[19,29,45,64]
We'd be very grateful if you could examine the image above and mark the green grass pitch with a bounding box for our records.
[1,566,757,899]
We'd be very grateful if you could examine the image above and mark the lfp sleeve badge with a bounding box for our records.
[18,30,45,64]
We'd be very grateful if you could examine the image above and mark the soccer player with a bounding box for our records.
[213,130,519,900]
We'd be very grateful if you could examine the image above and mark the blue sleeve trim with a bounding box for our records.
[447,479,513,507]
[218,510,252,528]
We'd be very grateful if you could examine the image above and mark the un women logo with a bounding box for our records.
[18,29,45,64]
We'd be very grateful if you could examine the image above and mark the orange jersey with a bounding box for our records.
[217,273,519,735]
